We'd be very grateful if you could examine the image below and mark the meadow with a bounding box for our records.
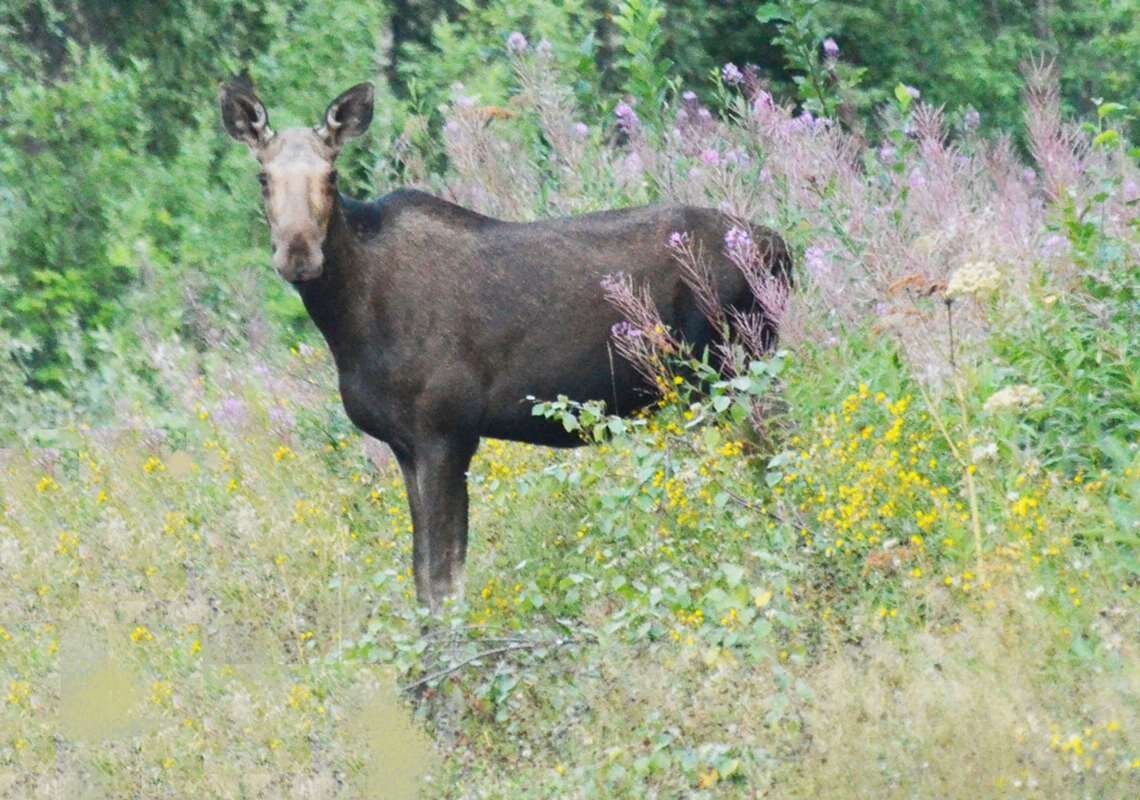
[1,4,1139,798]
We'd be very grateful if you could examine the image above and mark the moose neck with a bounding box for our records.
[294,192,378,372]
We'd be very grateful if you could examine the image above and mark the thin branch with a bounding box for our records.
[400,637,574,694]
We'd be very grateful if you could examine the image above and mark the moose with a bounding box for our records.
[220,81,791,613]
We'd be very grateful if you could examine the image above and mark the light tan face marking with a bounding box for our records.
[256,129,338,283]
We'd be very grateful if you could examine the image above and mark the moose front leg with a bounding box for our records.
[401,434,478,613]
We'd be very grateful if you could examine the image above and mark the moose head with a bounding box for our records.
[219,82,374,283]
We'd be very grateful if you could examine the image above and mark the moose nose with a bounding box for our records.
[278,238,324,283]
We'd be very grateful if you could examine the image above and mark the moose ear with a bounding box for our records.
[219,83,273,149]
[319,83,374,150]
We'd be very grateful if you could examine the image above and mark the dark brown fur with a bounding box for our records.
[221,83,791,610]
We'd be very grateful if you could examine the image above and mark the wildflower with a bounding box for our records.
[963,107,981,131]
[904,85,920,99]
[724,226,753,258]
[6,681,31,706]
[610,321,641,340]
[668,231,689,249]
[945,260,1002,299]
[822,38,839,59]
[681,90,697,103]
[983,385,1045,415]
[878,144,896,164]
[130,626,153,644]
[721,62,743,85]
[506,32,528,54]
[614,102,640,135]
[699,148,720,166]
[573,122,589,139]
[535,38,553,57]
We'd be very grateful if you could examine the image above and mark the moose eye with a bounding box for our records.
[327,169,338,185]
[257,172,269,190]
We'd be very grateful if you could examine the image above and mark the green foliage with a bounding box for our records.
[990,200,1140,474]
[611,0,671,112]
[0,48,146,387]
[396,0,599,115]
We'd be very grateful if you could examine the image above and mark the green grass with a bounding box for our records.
[1,317,1136,797]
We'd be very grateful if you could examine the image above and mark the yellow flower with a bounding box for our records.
[130,626,153,644]
[697,768,719,789]
[6,681,31,706]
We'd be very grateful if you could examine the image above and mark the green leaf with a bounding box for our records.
[893,83,914,112]
[720,563,745,588]
[1092,130,1120,148]
[755,3,788,23]
[1097,102,1125,119]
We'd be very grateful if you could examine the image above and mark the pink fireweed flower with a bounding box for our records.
[573,122,589,139]
[724,226,753,259]
[700,148,720,167]
[823,38,839,59]
[722,63,743,85]
[668,231,690,249]
[614,102,640,134]
[610,320,641,339]
[506,32,528,54]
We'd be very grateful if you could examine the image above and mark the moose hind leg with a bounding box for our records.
[410,434,478,613]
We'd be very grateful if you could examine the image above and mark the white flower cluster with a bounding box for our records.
[946,260,1002,300]
[983,384,1045,414]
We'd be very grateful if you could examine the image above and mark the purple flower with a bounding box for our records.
[907,168,926,190]
[506,32,528,54]
[1021,168,1036,184]
[722,62,743,85]
[1123,179,1139,203]
[668,231,689,249]
[823,38,839,59]
[214,396,249,428]
[268,404,295,434]
[682,90,698,103]
[1040,234,1070,259]
[614,102,640,134]
[724,148,749,167]
[724,226,753,258]
[700,148,720,167]
[573,122,589,139]
[905,85,921,100]
[750,90,774,117]
[697,108,712,121]
[600,273,625,294]
[611,321,641,339]
[878,144,896,164]
[963,107,981,131]
[535,38,553,57]
[804,246,829,280]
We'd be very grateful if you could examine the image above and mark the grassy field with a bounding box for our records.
[1,45,1138,800]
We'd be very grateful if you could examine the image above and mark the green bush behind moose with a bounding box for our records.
[0,0,1136,409]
